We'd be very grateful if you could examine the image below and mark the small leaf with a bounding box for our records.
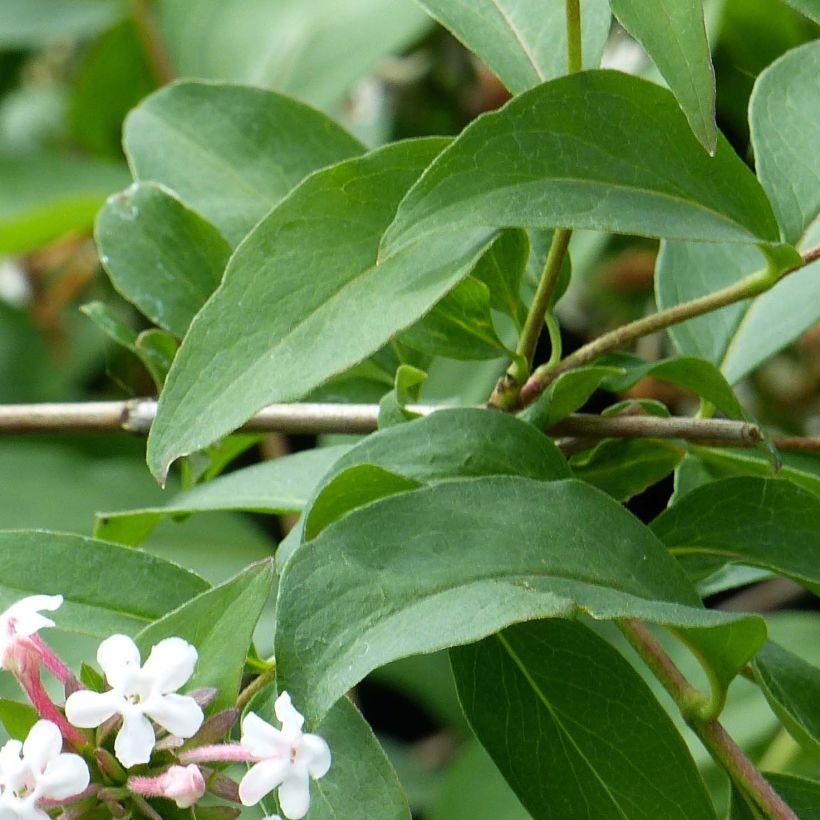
[378,364,428,428]
[753,641,820,753]
[610,0,717,152]
[147,138,493,481]
[0,700,38,741]
[472,228,530,327]
[451,619,717,819]
[95,445,349,546]
[124,81,364,244]
[751,41,820,244]
[136,561,274,711]
[0,153,128,254]
[381,71,779,262]
[0,530,208,637]
[96,182,231,336]
[275,476,764,721]
[415,0,611,93]
[652,477,820,593]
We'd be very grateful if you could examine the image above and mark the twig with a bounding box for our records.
[129,0,174,85]
[618,620,797,820]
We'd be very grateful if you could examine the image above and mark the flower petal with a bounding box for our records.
[4,595,62,639]
[238,758,290,806]
[97,634,141,691]
[241,712,288,760]
[274,692,304,737]
[64,689,123,729]
[39,753,89,800]
[278,771,311,820]
[141,637,197,693]
[143,693,203,739]
[301,733,331,779]
[22,720,62,774]
[114,711,155,768]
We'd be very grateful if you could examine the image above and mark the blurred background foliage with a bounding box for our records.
[0,1,818,816]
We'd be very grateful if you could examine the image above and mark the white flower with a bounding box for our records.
[0,719,89,819]
[0,596,62,670]
[64,634,203,768]
[238,692,331,820]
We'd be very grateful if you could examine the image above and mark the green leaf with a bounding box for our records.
[651,477,820,593]
[155,0,431,110]
[96,182,231,336]
[780,0,820,23]
[381,71,779,263]
[95,445,349,546]
[275,476,764,721]
[136,561,273,711]
[571,439,684,502]
[378,364,428,428]
[0,0,122,48]
[451,619,717,820]
[124,81,365,244]
[415,0,611,93]
[656,238,820,383]
[751,41,820,244]
[759,773,820,819]
[398,275,509,360]
[147,138,494,481]
[0,700,38,741]
[0,153,128,254]
[471,228,529,327]
[520,365,625,429]
[753,641,820,754]
[610,0,717,152]
[304,464,421,541]
[0,530,208,637]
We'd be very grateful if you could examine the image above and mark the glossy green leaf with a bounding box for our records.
[276,476,764,721]
[451,619,717,820]
[136,561,273,711]
[780,0,820,23]
[0,0,122,48]
[753,641,820,753]
[124,81,365,244]
[652,477,820,592]
[304,465,421,541]
[0,153,128,254]
[610,0,717,152]
[381,71,779,265]
[571,439,684,501]
[156,0,430,109]
[656,238,820,383]
[415,0,610,93]
[471,228,529,327]
[148,139,494,481]
[751,41,820,244]
[95,445,349,546]
[96,182,231,336]
[398,275,509,360]
[520,366,625,429]
[0,530,208,637]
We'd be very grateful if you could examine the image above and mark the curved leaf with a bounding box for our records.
[275,476,764,721]
[381,70,779,261]
[124,81,364,244]
[147,139,493,481]
[451,619,717,819]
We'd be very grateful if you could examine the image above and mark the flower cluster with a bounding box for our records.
[0,594,331,818]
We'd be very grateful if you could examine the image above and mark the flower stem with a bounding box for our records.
[128,0,174,85]
[179,744,255,765]
[566,0,583,73]
[236,662,277,711]
[618,620,797,820]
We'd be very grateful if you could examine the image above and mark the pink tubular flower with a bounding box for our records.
[238,692,331,820]
[128,764,206,808]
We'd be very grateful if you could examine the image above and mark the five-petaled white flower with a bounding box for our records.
[0,596,62,670]
[0,719,89,819]
[64,634,203,768]
[238,692,331,820]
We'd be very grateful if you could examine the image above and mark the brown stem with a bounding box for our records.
[129,0,174,85]
[619,620,797,820]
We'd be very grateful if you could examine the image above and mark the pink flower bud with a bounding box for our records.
[129,764,206,809]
